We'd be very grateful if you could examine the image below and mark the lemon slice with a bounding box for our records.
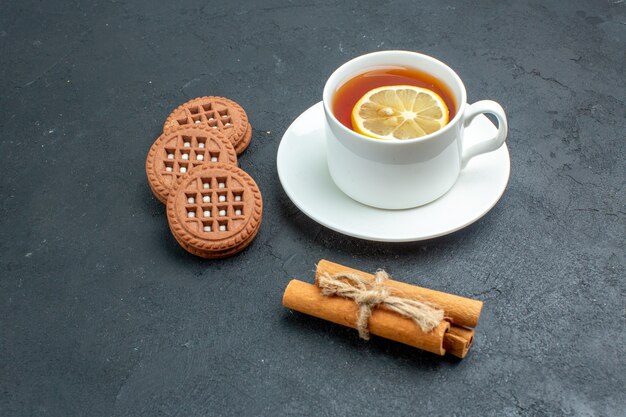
[351,85,449,140]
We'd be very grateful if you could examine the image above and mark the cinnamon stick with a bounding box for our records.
[315,260,483,328]
[283,279,451,355]
[443,325,474,359]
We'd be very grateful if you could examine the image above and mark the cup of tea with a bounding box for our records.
[322,50,508,209]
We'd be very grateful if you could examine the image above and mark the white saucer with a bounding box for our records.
[276,102,510,242]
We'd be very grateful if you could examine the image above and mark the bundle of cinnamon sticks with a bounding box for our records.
[282,260,483,358]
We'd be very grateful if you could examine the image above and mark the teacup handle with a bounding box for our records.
[461,100,508,168]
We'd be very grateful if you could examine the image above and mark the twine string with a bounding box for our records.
[318,270,444,340]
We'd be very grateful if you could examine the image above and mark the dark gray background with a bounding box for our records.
[1,0,624,416]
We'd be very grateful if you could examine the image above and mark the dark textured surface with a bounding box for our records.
[1,1,625,416]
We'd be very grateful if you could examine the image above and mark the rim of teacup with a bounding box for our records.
[322,50,467,145]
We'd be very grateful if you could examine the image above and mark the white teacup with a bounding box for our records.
[323,50,508,209]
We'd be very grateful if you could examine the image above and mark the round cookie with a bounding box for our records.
[166,163,263,258]
[163,96,251,155]
[146,126,237,204]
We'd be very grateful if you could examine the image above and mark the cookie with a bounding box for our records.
[146,126,237,204]
[166,163,263,258]
[163,96,251,155]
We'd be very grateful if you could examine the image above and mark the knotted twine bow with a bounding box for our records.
[318,270,444,340]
